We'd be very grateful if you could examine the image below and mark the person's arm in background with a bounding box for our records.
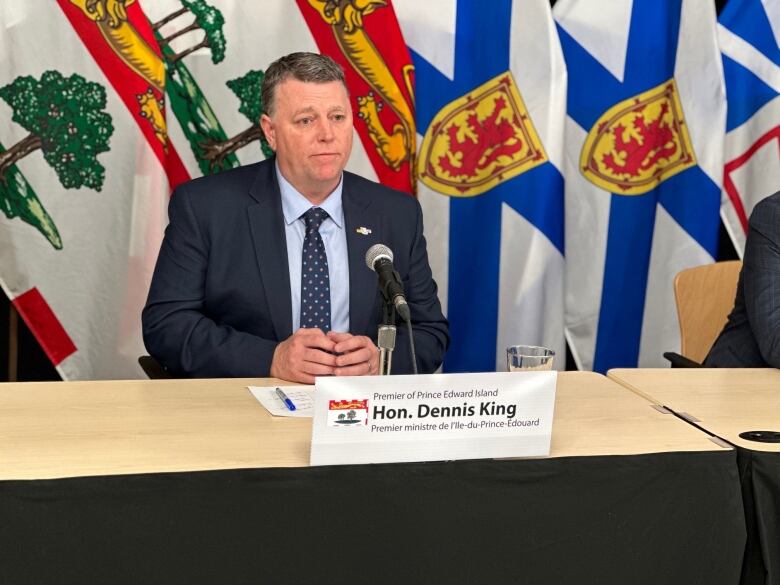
[743,194,780,366]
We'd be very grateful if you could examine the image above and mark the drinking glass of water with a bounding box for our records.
[506,345,555,371]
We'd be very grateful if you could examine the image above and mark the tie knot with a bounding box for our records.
[303,207,328,231]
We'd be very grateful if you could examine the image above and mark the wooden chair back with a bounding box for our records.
[673,260,742,363]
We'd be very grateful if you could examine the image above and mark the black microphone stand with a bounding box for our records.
[377,298,396,375]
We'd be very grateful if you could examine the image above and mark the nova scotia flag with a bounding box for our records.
[719,0,780,254]
[395,0,566,372]
[554,0,726,371]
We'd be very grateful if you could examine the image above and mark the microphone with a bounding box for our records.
[365,244,411,323]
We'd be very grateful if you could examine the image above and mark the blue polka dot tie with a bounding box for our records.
[300,207,331,333]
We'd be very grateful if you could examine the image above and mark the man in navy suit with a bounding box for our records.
[705,191,780,367]
[142,52,448,382]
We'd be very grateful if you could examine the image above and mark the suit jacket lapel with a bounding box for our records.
[343,176,381,336]
[247,162,293,340]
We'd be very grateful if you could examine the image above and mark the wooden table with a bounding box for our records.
[0,373,746,585]
[608,368,780,585]
[607,368,780,452]
[0,372,729,480]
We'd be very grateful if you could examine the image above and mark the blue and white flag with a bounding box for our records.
[719,0,780,254]
[554,0,726,371]
[395,0,566,372]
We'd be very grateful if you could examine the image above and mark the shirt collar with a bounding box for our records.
[277,161,344,228]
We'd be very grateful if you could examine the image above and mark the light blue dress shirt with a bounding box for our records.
[277,165,350,333]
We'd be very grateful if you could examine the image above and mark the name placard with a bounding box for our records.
[310,372,556,466]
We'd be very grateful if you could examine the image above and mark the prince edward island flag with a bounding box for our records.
[554,0,725,372]
[1,1,411,379]
[396,0,566,372]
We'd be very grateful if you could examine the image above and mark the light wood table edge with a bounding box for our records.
[606,369,663,406]
[607,368,780,452]
[0,373,733,480]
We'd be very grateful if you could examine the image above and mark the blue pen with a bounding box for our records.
[275,387,296,411]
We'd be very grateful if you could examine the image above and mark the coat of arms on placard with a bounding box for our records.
[328,400,369,427]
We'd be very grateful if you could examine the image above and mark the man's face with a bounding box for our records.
[261,78,353,202]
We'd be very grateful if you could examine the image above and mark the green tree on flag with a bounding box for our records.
[0,71,114,249]
[152,0,240,175]
[200,70,274,171]
[153,0,227,65]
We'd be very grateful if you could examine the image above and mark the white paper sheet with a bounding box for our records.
[248,385,315,417]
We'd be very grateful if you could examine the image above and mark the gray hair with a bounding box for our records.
[261,52,347,116]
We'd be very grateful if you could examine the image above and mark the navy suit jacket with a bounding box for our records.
[705,191,780,367]
[142,159,449,377]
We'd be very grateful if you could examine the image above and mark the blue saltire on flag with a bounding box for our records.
[408,0,566,373]
[555,0,725,372]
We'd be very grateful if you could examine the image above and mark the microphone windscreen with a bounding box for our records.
[365,243,394,271]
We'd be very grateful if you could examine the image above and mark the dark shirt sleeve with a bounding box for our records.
[391,198,450,374]
[742,196,780,367]
[142,186,278,377]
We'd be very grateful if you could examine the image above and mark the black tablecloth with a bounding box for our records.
[0,451,745,585]
[738,448,780,585]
